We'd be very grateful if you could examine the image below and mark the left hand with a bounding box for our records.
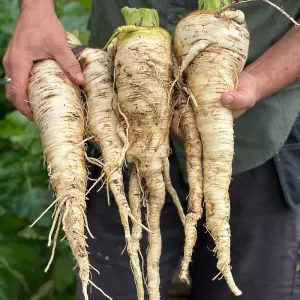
[220,70,259,119]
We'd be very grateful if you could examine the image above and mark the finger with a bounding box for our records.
[232,108,247,120]
[52,41,85,85]
[171,110,184,140]
[220,91,254,110]
[4,59,33,120]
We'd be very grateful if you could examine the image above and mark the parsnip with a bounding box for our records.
[28,60,90,299]
[174,0,250,296]
[68,34,146,300]
[106,7,183,300]
[174,88,203,283]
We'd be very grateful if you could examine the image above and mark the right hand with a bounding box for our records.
[3,5,84,120]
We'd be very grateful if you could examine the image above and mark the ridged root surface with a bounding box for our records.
[78,48,143,297]
[115,26,176,300]
[174,9,250,296]
[28,60,89,299]
[175,90,203,283]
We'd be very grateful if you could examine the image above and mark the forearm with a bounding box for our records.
[245,21,300,102]
[19,0,54,10]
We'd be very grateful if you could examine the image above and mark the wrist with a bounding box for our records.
[20,0,55,12]
[244,66,268,103]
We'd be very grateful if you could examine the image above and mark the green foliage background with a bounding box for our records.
[0,1,91,299]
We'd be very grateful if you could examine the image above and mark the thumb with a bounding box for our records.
[220,91,253,110]
[52,42,84,85]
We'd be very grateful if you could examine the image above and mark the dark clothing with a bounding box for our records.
[76,118,300,300]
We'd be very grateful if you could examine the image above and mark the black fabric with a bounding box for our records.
[274,116,300,210]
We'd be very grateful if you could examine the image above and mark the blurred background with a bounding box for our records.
[0,1,91,299]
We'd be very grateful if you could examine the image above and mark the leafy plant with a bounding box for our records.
[0,1,91,299]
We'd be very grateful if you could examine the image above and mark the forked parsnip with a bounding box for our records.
[67,33,147,300]
[174,88,203,283]
[174,0,250,296]
[28,59,91,300]
[106,7,184,300]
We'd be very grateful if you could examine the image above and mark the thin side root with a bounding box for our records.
[117,104,130,167]
[48,197,68,246]
[88,280,113,300]
[30,198,59,228]
[81,207,95,239]
[262,0,299,27]
[86,172,106,196]
[225,0,300,27]
[163,158,185,225]
[45,213,62,273]
[129,212,152,233]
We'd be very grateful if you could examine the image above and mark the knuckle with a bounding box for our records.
[6,84,20,100]
[5,90,12,101]
[53,39,68,51]
[3,53,23,71]
[2,55,9,70]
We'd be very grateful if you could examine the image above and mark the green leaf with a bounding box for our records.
[13,187,53,228]
[0,268,21,300]
[0,243,40,270]
[62,2,82,14]
[78,30,91,45]
[79,0,91,9]
[30,281,55,300]
[52,254,75,294]
[60,14,89,32]
[0,213,26,233]
[0,254,30,293]
[30,139,43,156]
[0,110,29,139]
[17,227,47,241]
[49,294,74,300]
[10,122,40,151]
[5,110,29,127]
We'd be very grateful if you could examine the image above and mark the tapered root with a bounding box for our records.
[128,167,145,300]
[162,158,185,225]
[175,92,203,283]
[145,170,166,300]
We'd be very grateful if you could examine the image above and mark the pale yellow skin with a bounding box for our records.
[174,9,250,296]
[115,27,174,300]
[78,47,145,299]
[129,166,144,299]
[175,89,203,283]
[28,60,89,299]
[78,48,131,239]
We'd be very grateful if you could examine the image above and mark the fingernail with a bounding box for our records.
[223,94,234,105]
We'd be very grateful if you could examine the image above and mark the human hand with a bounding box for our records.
[220,70,259,119]
[3,4,84,119]
[171,70,259,140]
